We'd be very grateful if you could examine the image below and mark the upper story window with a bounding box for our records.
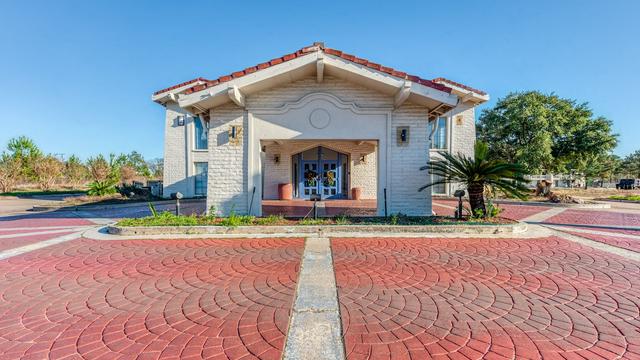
[428,117,448,149]
[194,116,208,150]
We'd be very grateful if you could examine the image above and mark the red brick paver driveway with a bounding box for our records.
[0,237,302,359]
[545,209,640,228]
[334,236,640,359]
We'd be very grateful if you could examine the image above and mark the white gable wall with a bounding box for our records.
[161,76,480,216]
[203,76,437,216]
[162,103,208,198]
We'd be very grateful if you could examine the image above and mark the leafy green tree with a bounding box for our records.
[574,153,621,188]
[124,151,151,178]
[478,92,618,174]
[6,136,43,180]
[622,150,640,178]
[64,155,88,188]
[419,142,529,216]
[147,158,163,179]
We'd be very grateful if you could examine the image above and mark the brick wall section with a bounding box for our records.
[389,104,431,215]
[449,101,476,158]
[429,102,476,195]
[162,103,209,198]
[206,104,248,215]
[262,141,377,199]
[162,103,187,197]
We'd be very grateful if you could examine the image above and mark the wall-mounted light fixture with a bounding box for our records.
[397,126,410,145]
[228,125,243,145]
[359,154,367,164]
[177,115,185,126]
[455,115,463,126]
[274,154,280,164]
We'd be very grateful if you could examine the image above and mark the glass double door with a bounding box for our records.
[301,160,340,199]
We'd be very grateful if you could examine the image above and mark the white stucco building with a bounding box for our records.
[153,43,488,216]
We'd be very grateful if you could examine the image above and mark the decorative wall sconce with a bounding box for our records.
[397,126,410,145]
[274,154,280,164]
[455,115,463,126]
[177,115,185,126]
[359,154,367,164]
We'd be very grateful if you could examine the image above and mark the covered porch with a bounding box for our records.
[261,140,379,208]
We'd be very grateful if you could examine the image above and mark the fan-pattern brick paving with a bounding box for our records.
[0,237,303,360]
[545,209,640,227]
[564,231,640,253]
[333,236,640,360]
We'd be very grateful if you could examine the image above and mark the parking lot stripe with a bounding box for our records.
[0,231,83,260]
[521,207,567,222]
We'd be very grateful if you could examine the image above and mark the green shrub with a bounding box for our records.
[609,195,640,202]
[333,214,350,225]
[87,179,118,196]
[218,210,254,227]
[118,212,199,227]
[298,218,327,225]
[254,215,284,225]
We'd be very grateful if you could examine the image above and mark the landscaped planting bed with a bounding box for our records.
[608,194,640,202]
[116,212,518,227]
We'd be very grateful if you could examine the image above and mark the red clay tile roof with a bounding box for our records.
[154,44,484,97]
[432,77,487,96]
[153,77,208,96]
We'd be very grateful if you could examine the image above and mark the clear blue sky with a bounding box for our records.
[1,0,638,160]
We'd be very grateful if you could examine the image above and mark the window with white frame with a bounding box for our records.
[194,116,208,150]
[428,117,447,149]
[194,162,208,196]
[431,161,447,195]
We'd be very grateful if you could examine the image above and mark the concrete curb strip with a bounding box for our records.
[496,200,611,209]
[283,237,345,360]
[107,222,528,236]
[547,226,640,262]
[31,198,202,212]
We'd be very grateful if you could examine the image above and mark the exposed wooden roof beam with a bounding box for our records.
[394,81,411,108]
[316,52,325,83]
[227,85,245,107]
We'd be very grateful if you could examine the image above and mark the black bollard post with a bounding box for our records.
[384,188,388,218]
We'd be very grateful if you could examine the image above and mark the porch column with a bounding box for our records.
[247,113,263,216]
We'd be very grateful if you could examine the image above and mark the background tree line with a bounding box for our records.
[0,136,163,194]
[477,91,638,186]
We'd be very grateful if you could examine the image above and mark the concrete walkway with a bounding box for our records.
[283,237,345,360]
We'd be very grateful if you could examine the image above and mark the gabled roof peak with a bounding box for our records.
[154,43,486,99]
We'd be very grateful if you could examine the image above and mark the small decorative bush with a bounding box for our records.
[87,179,118,196]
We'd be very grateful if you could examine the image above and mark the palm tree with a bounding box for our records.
[420,142,529,216]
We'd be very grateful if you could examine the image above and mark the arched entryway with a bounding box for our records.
[292,146,348,199]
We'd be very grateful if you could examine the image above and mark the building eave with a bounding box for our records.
[177,50,458,113]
